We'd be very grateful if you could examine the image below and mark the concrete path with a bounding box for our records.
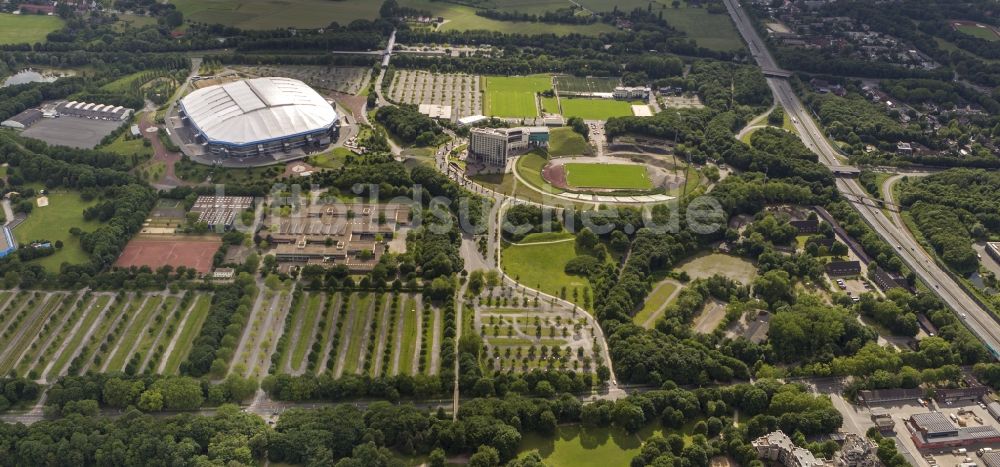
[640,279,684,329]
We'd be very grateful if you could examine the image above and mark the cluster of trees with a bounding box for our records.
[909,201,978,273]
[374,105,445,146]
[501,204,562,242]
[857,289,919,336]
[768,296,877,363]
[806,93,910,145]
[236,30,384,52]
[0,376,40,413]
[45,373,257,415]
[475,7,600,25]
[899,168,1000,234]
[183,276,256,377]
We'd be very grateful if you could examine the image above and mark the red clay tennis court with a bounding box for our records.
[115,237,221,274]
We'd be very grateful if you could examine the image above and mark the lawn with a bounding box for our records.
[677,252,757,284]
[46,294,110,379]
[484,75,551,118]
[398,296,419,375]
[555,76,621,93]
[13,191,101,272]
[102,132,153,163]
[541,97,560,115]
[501,238,589,307]
[308,147,352,169]
[559,98,638,120]
[342,293,372,375]
[0,14,63,45]
[564,163,652,190]
[289,293,323,371]
[163,293,211,374]
[515,151,563,192]
[632,279,680,328]
[517,423,691,466]
[105,295,163,372]
[548,128,593,157]
[956,24,1000,41]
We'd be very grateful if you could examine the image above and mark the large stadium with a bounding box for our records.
[178,77,339,158]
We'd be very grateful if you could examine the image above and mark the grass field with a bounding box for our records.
[289,293,323,371]
[484,75,551,118]
[102,132,153,163]
[170,0,613,34]
[955,23,1000,41]
[548,128,593,156]
[0,14,63,45]
[171,0,380,29]
[14,191,100,272]
[516,151,562,193]
[518,422,695,466]
[398,296,419,375]
[632,279,680,327]
[678,252,757,284]
[555,76,621,93]
[342,293,372,375]
[46,294,110,379]
[163,293,211,374]
[502,238,588,306]
[564,163,652,190]
[575,0,742,51]
[559,98,638,120]
[106,295,162,371]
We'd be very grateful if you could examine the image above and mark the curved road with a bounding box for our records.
[723,0,1000,355]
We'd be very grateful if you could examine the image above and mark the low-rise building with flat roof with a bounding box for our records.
[189,196,254,230]
[0,108,43,130]
[906,412,1000,449]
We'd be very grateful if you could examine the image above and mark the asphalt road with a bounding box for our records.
[723,0,1000,356]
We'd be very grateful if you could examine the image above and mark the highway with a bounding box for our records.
[722,0,1000,355]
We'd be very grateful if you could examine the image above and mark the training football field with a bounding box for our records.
[564,163,652,190]
[484,75,551,118]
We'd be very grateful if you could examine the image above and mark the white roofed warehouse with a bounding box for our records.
[178,77,339,158]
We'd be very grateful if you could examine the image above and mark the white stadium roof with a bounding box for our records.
[180,77,337,146]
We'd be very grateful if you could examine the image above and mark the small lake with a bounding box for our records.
[2,69,73,88]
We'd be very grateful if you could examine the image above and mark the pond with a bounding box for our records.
[2,68,73,88]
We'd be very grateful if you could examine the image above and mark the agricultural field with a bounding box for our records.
[564,163,652,190]
[0,290,212,381]
[387,70,482,118]
[554,76,621,94]
[559,97,639,120]
[0,14,64,45]
[575,0,744,51]
[548,128,593,157]
[170,0,614,34]
[233,65,369,95]
[170,0,381,29]
[13,190,101,272]
[484,75,552,118]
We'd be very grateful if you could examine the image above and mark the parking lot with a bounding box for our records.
[21,116,124,149]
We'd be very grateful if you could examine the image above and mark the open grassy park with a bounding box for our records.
[517,422,695,466]
[0,14,64,45]
[559,98,638,120]
[501,237,589,306]
[484,75,551,118]
[565,163,652,190]
[14,191,101,272]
